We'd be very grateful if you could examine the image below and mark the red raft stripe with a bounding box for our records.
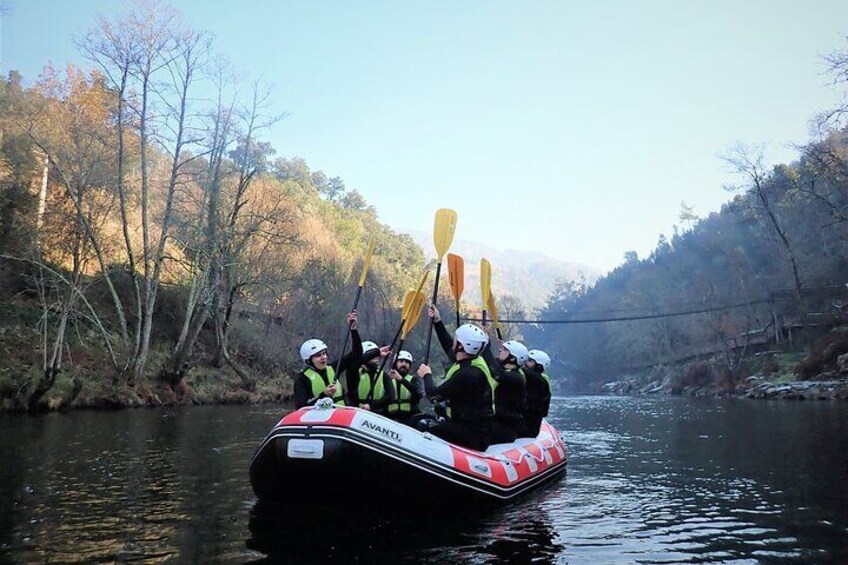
[500,448,537,478]
[450,447,513,487]
[279,407,357,427]
[523,443,549,470]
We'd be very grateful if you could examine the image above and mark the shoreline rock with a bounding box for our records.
[600,373,848,400]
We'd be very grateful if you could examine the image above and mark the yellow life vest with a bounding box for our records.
[357,367,385,404]
[388,375,414,414]
[303,366,346,406]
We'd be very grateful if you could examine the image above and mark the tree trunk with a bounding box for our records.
[36,151,48,230]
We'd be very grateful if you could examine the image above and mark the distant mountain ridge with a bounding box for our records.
[399,229,600,310]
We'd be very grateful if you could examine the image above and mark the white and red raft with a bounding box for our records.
[249,405,568,506]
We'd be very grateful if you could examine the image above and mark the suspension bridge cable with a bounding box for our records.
[463,298,771,325]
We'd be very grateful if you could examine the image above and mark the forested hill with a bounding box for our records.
[403,229,600,310]
[0,3,427,411]
[529,124,848,391]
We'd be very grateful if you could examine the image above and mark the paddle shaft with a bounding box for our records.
[374,317,405,382]
[423,261,443,365]
[334,285,363,376]
[369,319,408,404]
[393,337,406,410]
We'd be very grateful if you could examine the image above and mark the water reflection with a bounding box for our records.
[1,398,847,563]
[246,485,565,564]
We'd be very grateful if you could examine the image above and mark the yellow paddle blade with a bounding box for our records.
[433,208,458,260]
[447,253,464,303]
[357,237,377,287]
[487,293,501,330]
[414,270,429,296]
[400,290,417,321]
[402,290,427,337]
[480,257,492,308]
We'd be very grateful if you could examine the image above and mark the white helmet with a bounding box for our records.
[362,341,379,354]
[455,324,489,355]
[300,339,328,362]
[527,349,551,370]
[396,350,413,363]
[502,340,529,365]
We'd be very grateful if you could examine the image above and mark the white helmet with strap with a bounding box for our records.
[455,324,489,355]
[527,349,551,370]
[300,339,328,362]
[361,341,379,354]
[396,350,413,363]
[502,340,529,365]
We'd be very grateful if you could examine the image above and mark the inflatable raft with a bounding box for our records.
[249,403,567,505]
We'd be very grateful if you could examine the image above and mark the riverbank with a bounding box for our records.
[600,324,848,401]
[0,296,295,412]
[0,324,293,412]
[0,361,293,412]
[600,350,848,400]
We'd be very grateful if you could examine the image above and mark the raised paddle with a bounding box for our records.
[371,285,427,403]
[368,289,417,404]
[335,237,377,376]
[397,289,426,358]
[423,209,457,364]
[390,289,426,411]
[447,253,464,327]
[375,273,428,381]
[480,257,492,328]
[487,293,503,341]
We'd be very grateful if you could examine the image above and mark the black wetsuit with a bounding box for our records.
[481,344,526,444]
[523,365,552,437]
[420,320,494,451]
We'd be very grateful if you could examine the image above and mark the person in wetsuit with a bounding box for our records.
[522,349,552,437]
[415,305,496,452]
[346,340,393,414]
[481,338,529,444]
[385,350,424,425]
[293,311,380,409]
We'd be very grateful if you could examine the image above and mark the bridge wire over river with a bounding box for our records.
[464,298,772,325]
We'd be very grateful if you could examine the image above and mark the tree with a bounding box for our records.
[678,201,698,232]
[815,36,848,131]
[495,293,525,340]
[79,2,211,384]
[722,144,803,300]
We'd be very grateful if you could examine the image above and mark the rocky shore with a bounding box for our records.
[600,364,848,400]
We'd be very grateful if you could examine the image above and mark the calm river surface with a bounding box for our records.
[1,396,847,564]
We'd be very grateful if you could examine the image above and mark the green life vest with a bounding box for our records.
[357,367,386,404]
[442,356,498,418]
[303,366,346,406]
[388,375,414,414]
[541,371,551,392]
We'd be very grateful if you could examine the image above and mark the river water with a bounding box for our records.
[1,396,846,564]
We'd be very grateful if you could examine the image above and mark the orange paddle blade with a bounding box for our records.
[447,253,464,303]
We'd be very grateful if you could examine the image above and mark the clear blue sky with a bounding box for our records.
[2,1,847,273]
